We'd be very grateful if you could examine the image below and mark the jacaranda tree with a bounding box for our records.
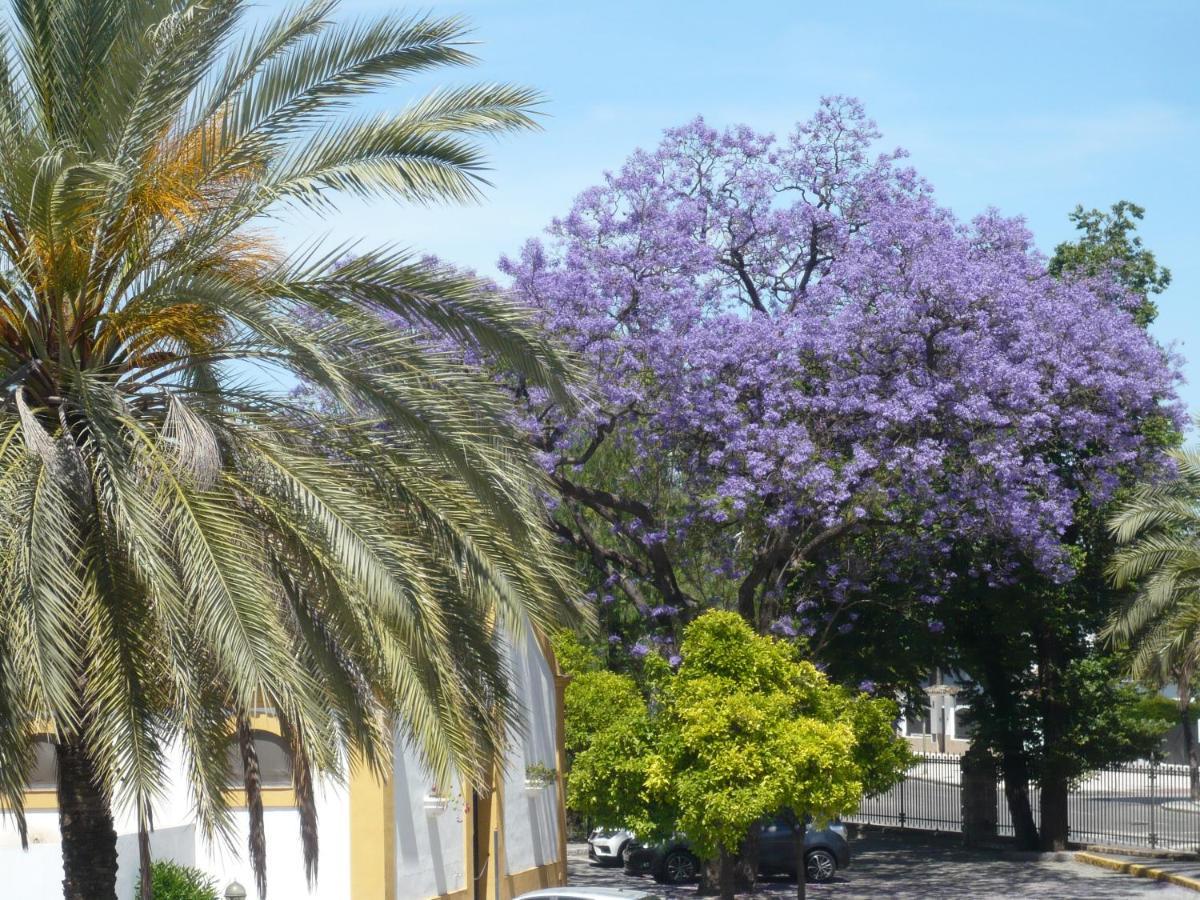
[0,3,580,899]
[503,98,1178,662]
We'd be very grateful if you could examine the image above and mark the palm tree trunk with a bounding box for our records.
[56,738,118,900]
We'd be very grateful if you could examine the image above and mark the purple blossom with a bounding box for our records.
[497,96,1181,636]
[770,617,798,637]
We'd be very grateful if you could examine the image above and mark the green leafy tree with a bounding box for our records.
[811,200,1177,851]
[1049,201,1171,327]
[0,3,580,899]
[569,612,909,900]
[1107,447,1200,798]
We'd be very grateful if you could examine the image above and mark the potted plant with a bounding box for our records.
[423,786,450,815]
[524,763,557,793]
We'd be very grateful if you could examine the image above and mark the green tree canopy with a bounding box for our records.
[1049,201,1171,327]
[568,612,909,900]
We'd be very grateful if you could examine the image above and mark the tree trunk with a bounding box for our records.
[1037,622,1070,851]
[717,846,736,900]
[733,823,758,893]
[56,738,118,900]
[793,827,806,900]
[698,859,720,896]
[1000,746,1039,850]
[977,650,1040,850]
[1178,670,1199,801]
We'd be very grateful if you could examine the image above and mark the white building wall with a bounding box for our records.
[392,749,467,900]
[1,834,66,898]
[0,629,560,900]
[501,630,560,875]
[0,740,352,900]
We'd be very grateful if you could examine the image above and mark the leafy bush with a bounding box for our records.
[137,861,219,900]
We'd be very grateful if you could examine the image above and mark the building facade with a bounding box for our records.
[897,669,973,756]
[0,629,567,900]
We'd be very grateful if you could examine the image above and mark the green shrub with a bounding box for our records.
[137,860,220,900]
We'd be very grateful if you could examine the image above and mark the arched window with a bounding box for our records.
[225,730,293,789]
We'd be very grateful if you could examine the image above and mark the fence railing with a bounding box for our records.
[846,754,1200,853]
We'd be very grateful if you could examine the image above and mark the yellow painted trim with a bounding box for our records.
[1075,852,1200,892]
[10,790,57,811]
[485,766,504,900]
[222,787,298,809]
[350,760,396,900]
[247,713,283,735]
[504,862,561,897]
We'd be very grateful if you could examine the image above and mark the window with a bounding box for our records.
[27,736,57,790]
[905,700,931,736]
[952,703,976,740]
[225,731,293,788]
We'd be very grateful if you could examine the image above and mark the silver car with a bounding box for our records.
[587,827,636,866]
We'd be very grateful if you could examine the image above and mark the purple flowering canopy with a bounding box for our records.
[501,98,1180,642]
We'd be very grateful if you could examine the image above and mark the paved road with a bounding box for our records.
[567,832,1197,898]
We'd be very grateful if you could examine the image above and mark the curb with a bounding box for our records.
[1075,851,1200,892]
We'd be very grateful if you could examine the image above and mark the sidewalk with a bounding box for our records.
[1076,851,1200,892]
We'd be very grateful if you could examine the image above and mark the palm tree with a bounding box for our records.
[0,3,581,899]
[1106,446,1200,801]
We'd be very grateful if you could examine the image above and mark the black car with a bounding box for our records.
[623,818,849,885]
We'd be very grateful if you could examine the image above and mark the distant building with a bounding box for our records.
[0,629,567,900]
[897,669,973,756]
[898,669,1198,765]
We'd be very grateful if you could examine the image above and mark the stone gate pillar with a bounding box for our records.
[961,745,998,846]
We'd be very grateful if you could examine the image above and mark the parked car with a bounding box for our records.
[516,888,661,900]
[587,827,636,866]
[624,818,849,885]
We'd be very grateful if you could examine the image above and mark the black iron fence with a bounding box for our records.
[847,753,1200,853]
[851,753,962,831]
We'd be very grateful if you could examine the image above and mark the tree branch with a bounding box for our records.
[552,474,694,611]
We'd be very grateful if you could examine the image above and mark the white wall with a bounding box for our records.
[0,739,352,900]
[0,835,66,899]
[501,630,560,875]
[392,748,467,900]
[0,630,562,900]
[0,809,59,850]
[195,785,351,900]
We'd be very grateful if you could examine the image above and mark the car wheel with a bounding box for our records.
[655,849,698,884]
[805,848,837,883]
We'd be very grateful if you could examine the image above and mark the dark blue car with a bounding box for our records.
[623,818,849,885]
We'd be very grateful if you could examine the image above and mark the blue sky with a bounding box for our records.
[279,0,1200,409]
